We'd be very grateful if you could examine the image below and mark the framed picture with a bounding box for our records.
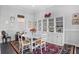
[10,16,15,23]
[72,13,79,25]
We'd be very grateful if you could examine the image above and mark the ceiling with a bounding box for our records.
[7,5,53,14]
[14,5,53,10]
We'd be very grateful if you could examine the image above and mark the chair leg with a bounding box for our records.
[5,38,7,43]
[2,39,4,44]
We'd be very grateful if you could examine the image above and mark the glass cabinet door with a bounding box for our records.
[43,19,47,32]
[56,17,63,33]
[38,20,41,31]
[48,18,54,32]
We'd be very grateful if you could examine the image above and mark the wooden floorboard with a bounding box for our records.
[0,42,16,54]
[61,44,75,54]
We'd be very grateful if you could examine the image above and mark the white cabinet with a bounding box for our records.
[48,32,56,43]
[37,16,64,46]
[55,33,64,46]
[48,32,64,46]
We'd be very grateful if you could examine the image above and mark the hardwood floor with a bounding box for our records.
[61,44,75,54]
[0,42,16,54]
[75,47,79,54]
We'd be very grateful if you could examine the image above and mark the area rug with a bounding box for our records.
[33,43,62,54]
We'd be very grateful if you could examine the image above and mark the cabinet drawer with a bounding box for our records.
[56,33,63,45]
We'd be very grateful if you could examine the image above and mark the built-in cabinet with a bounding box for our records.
[37,16,64,46]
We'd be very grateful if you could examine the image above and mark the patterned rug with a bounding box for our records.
[33,43,62,54]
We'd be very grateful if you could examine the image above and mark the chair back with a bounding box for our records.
[1,31,6,36]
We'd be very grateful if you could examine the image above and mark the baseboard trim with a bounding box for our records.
[65,43,78,47]
[64,42,75,46]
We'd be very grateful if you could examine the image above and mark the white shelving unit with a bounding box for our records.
[37,16,64,46]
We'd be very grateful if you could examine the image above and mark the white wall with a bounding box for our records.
[0,6,34,43]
